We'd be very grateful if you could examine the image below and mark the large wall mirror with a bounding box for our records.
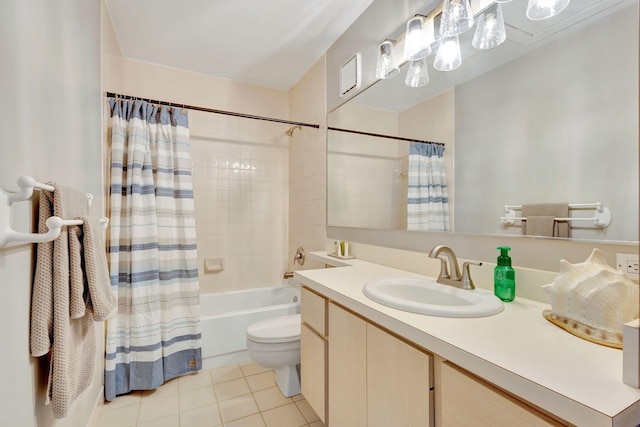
[327,0,638,243]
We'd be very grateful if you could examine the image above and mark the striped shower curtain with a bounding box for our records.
[105,98,201,400]
[407,142,450,231]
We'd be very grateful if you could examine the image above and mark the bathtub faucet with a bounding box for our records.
[283,271,294,279]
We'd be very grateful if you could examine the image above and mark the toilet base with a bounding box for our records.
[275,364,301,397]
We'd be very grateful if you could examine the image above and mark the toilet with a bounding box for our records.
[246,313,301,397]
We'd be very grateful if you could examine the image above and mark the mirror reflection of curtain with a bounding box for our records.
[407,142,450,231]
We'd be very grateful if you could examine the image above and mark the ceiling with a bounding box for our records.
[105,0,374,91]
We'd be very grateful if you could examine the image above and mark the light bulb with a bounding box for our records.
[526,0,571,20]
[440,0,474,37]
[376,40,400,79]
[405,57,430,88]
[404,16,433,61]
[472,3,507,50]
[434,35,462,71]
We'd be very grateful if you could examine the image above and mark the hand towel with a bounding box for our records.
[524,215,555,237]
[69,224,86,319]
[30,183,96,419]
[77,215,116,321]
[521,203,570,237]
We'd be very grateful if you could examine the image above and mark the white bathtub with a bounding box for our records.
[200,285,301,369]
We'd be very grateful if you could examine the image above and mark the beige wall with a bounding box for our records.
[0,0,104,426]
[289,58,328,271]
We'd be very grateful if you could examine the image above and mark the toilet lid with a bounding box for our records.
[247,314,301,343]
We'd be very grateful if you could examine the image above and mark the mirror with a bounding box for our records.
[327,0,638,242]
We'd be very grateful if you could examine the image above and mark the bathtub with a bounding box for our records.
[200,285,301,369]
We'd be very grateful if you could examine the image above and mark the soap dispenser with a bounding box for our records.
[494,246,515,302]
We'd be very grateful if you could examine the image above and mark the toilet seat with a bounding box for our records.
[247,314,301,344]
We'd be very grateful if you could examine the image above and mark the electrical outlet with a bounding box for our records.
[616,253,639,281]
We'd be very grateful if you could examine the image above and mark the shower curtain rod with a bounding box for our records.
[328,126,445,147]
[105,92,320,129]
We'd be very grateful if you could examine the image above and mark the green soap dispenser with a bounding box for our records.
[494,246,515,302]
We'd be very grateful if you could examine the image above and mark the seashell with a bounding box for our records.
[542,248,639,349]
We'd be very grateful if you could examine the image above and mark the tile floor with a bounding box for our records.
[92,362,325,427]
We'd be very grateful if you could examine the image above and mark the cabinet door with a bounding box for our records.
[439,361,565,427]
[367,324,432,427]
[301,286,326,336]
[328,303,367,427]
[301,323,326,423]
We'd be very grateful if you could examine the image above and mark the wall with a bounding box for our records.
[455,5,638,241]
[103,51,292,293]
[0,0,104,426]
[289,58,328,271]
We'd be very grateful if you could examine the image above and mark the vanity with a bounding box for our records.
[296,252,640,427]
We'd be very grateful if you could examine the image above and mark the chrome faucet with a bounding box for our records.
[428,245,482,290]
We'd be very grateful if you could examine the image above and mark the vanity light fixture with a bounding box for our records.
[526,0,571,20]
[440,0,474,37]
[373,0,573,83]
[376,39,401,79]
[472,3,506,50]
[404,15,434,61]
[434,35,462,71]
[405,56,430,87]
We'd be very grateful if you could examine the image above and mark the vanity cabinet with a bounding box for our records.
[300,287,327,423]
[328,302,433,427]
[366,320,432,427]
[437,360,566,427]
[328,302,367,427]
[302,285,433,427]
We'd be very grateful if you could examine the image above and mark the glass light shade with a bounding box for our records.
[472,4,506,50]
[434,35,462,71]
[440,0,474,36]
[376,40,400,79]
[405,57,430,87]
[404,16,433,61]
[526,0,571,20]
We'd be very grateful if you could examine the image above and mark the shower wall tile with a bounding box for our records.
[191,118,290,293]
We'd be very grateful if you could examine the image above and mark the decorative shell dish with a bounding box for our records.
[542,248,639,349]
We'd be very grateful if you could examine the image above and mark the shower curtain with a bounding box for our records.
[105,98,201,400]
[407,142,450,231]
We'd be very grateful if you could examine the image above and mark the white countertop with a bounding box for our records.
[295,252,640,427]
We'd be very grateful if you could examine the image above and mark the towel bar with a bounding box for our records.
[0,176,109,247]
[500,202,612,228]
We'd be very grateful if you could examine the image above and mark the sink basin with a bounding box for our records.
[363,277,504,318]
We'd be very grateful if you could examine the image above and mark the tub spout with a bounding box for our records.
[283,271,294,279]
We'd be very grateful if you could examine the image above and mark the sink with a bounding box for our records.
[363,277,504,318]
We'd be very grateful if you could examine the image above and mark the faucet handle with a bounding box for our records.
[461,261,483,290]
